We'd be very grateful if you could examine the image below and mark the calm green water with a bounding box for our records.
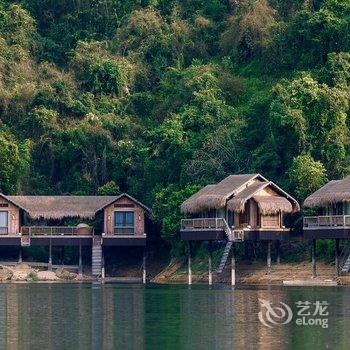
[0,283,349,350]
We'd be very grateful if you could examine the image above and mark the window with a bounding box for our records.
[114,211,134,234]
[0,211,8,234]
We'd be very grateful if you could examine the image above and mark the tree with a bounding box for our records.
[152,184,201,256]
[0,128,29,193]
[287,154,328,200]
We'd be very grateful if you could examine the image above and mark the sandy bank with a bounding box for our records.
[152,260,349,286]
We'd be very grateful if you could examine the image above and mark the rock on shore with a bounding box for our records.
[0,264,85,282]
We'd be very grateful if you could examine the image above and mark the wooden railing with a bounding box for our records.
[303,215,350,228]
[181,218,227,231]
[114,227,135,235]
[181,218,245,241]
[21,226,94,236]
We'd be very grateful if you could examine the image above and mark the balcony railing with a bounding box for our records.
[303,215,350,228]
[114,227,135,235]
[21,226,94,236]
[181,218,227,230]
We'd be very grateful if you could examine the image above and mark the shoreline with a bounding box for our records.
[2,260,350,286]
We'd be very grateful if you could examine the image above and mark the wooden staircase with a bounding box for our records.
[92,237,102,277]
[341,255,350,273]
[338,241,350,274]
[217,241,233,273]
[216,219,244,274]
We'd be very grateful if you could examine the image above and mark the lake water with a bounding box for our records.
[0,283,349,349]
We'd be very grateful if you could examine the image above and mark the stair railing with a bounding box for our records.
[338,240,350,273]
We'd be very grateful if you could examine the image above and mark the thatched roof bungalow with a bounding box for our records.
[304,175,350,209]
[181,174,299,215]
[2,193,150,220]
[0,193,150,237]
[303,175,350,237]
[180,174,299,241]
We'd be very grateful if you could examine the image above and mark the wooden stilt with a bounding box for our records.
[231,243,236,286]
[188,241,192,285]
[18,247,22,263]
[48,239,52,271]
[78,241,83,276]
[267,240,271,274]
[142,248,146,284]
[335,238,340,276]
[276,240,281,264]
[244,241,249,260]
[208,241,212,285]
[312,239,316,278]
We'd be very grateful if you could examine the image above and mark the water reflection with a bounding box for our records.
[0,283,349,349]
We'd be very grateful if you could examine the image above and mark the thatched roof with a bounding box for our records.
[181,174,300,214]
[181,174,263,214]
[1,193,150,220]
[227,182,268,212]
[253,196,293,215]
[303,176,350,208]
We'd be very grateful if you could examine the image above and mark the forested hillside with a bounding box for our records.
[0,0,348,254]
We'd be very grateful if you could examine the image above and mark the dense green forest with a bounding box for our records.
[0,0,349,255]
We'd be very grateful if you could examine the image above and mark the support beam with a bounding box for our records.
[267,240,271,274]
[231,243,236,286]
[142,248,146,284]
[78,241,83,277]
[276,240,281,264]
[312,239,317,279]
[188,241,192,285]
[335,238,340,277]
[48,239,52,271]
[244,241,249,260]
[208,241,212,286]
[18,247,22,263]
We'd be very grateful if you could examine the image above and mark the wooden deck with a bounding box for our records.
[180,218,290,241]
[0,228,147,246]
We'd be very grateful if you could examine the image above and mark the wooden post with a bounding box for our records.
[231,243,236,286]
[276,240,281,264]
[208,241,213,285]
[188,241,192,285]
[48,239,52,271]
[312,239,317,278]
[267,240,271,274]
[244,241,249,260]
[335,238,340,276]
[18,247,22,263]
[78,241,83,276]
[101,248,105,279]
[142,248,146,284]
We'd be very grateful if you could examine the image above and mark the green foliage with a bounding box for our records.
[97,181,120,195]
[221,0,277,60]
[287,154,328,201]
[275,0,350,69]
[0,1,348,259]
[26,271,38,281]
[153,184,201,256]
[72,41,136,95]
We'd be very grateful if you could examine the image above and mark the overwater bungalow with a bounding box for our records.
[0,193,150,281]
[180,174,299,285]
[303,175,350,277]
